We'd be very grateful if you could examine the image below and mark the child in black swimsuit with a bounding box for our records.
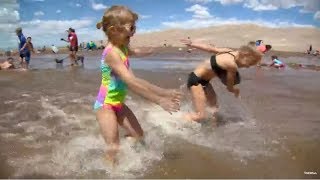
[181,39,270,122]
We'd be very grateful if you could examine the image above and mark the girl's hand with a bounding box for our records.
[233,88,240,98]
[159,90,182,114]
[180,39,192,46]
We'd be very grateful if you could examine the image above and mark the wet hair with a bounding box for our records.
[237,42,263,66]
[96,5,138,46]
[265,44,272,51]
[271,55,278,60]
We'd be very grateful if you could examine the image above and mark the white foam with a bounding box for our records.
[6,91,278,178]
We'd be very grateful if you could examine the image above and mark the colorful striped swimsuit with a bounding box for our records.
[94,46,130,112]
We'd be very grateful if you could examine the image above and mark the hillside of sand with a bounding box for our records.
[130,24,320,52]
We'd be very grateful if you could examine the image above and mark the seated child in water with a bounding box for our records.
[180,39,270,122]
[270,55,285,68]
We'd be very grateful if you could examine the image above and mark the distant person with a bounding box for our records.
[305,44,313,54]
[61,28,79,65]
[270,55,285,69]
[95,5,181,165]
[180,39,271,122]
[51,44,59,54]
[20,37,35,69]
[309,44,312,52]
[163,40,167,47]
[15,27,27,66]
[99,40,105,49]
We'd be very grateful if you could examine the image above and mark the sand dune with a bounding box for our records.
[130,24,320,52]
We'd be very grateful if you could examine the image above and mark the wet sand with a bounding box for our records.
[0,54,320,178]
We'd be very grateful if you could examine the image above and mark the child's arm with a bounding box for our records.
[180,39,233,54]
[133,77,178,97]
[269,61,275,67]
[105,51,181,113]
[20,42,27,51]
[224,60,240,97]
[31,43,35,54]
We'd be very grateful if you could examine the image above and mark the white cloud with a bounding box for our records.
[91,0,108,11]
[76,3,81,7]
[0,1,20,50]
[140,15,152,19]
[186,4,212,19]
[56,9,61,13]
[213,0,320,13]
[0,8,19,23]
[314,11,320,20]
[169,15,177,19]
[19,19,104,48]
[34,11,44,16]
[186,0,213,4]
[162,17,313,29]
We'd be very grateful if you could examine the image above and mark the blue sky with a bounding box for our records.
[0,0,319,50]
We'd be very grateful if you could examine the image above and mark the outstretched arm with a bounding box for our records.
[20,42,27,51]
[224,58,240,98]
[129,47,154,57]
[61,38,69,42]
[180,39,233,54]
[133,76,178,97]
[105,51,181,113]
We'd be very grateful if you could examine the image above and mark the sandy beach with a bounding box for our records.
[0,50,319,178]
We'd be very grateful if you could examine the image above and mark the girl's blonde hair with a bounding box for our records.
[237,41,263,66]
[96,5,138,46]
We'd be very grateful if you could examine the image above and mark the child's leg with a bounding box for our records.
[204,84,218,126]
[185,84,207,121]
[69,51,77,65]
[96,108,120,165]
[22,57,27,69]
[204,83,218,111]
[25,53,30,69]
[118,104,144,142]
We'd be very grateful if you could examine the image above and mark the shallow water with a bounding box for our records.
[0,55,319,178]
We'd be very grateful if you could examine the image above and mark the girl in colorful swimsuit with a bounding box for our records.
[94,5,181,165]
[180,39,270,122]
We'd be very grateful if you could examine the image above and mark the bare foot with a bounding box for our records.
[125,136,147,151]
[183,112,203,122]
[104,153,118,168]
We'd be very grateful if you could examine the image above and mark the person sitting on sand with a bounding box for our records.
[94,5,181,165]
[270,55,285,69]
[180,39,271,122]
[0,57,15,70]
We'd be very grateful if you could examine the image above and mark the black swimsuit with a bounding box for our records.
[187,52,241,88]
[210,52,241,86]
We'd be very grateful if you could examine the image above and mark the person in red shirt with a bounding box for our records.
[61,28,79,66]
